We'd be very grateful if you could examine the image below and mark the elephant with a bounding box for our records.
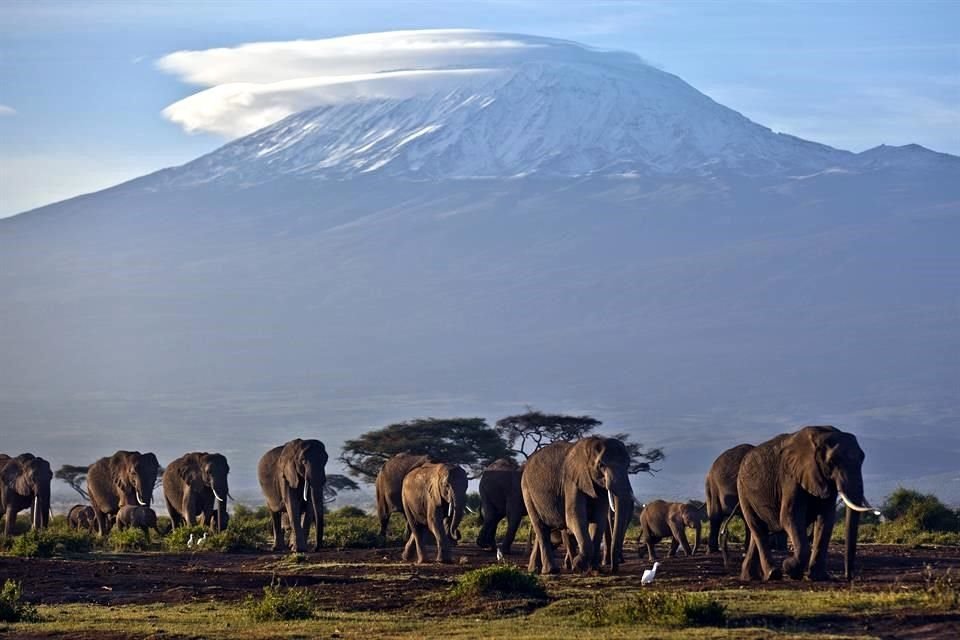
[476,458,525,555]
[116,505,163,540]
[258,438,327,553]
[637,499,702,559]
[203,509,229,531]
[521,436,634,575]
[737,425,874,582]
[375,452,433,540]
[86,451,161,536]
[163,452,230,532]
[0,453,53,536]
[68,504,97,532]
[400,462,468,564]
[705,443,754,554]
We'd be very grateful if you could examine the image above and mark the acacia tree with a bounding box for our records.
[339,417,513,481]
[324,474,360,504]
[495,409,601,459]
[55,464,91,500]
[495,409,664,474]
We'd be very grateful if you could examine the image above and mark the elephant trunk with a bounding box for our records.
[446,494,464,542]
[310,479,324,550]
[606,473,633,573]
[835,474,872,580]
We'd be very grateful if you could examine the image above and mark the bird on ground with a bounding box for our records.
[187,533,195,548]
[197,532,208,547]
[496,546,505,564]
[641,562,660,585]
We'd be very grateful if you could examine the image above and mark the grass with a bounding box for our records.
[576,591,726,627]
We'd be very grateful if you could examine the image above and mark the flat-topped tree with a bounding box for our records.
[339,417,512,481]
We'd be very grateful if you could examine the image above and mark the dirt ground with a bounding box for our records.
[3,543,959,638]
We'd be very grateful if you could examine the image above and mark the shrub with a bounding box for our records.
[332,505,367,518]
[451,565,547,600]
[324,518,380,549]
[206,519,267,553]
[107,527,150,552]
[923,566,959,610]
[5,527,93,557]
[0,580,40,623]
[582,591,726,627]
[883,488,959,532]
[163,525,207,552]
[245,582,315,621]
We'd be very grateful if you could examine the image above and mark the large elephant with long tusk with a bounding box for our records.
[162,452,231,532]
[521,436,635,574]
[258,439,328,553]
[737,425,875,582]
[86,450,161,536]
[0,453,53,536]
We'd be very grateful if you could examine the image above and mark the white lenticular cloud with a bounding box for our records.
[0,105,16,116]
[156,29,628,138]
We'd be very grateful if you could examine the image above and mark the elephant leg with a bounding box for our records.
[412,523,428,564]
[285,493,306,552]
[741,505,780,581]
[93,509,108,537]
[164,497,181,529]
[270,511,284,551]
[708,513,722,554]
[402,529,417,562]
[429,508,451,564]
[3,506,15,537]
[526,510,557,575]
[502,512,521,555]
[669,519,692,556]
[668,538,679,557]
[740,536,761,581]
[477,512,499,551]
[807,510,834,581]
[781,503,811,581]
[646,534,659,561]
[568,513,593,572]
[589,521,604,571]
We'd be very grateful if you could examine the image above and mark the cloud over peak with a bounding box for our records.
[156,30,640,138]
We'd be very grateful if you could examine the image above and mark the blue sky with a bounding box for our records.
[1,0,957,217]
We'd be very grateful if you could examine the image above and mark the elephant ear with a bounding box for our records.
[782,428,832,499]
[281,449,301,489]
[568,438,601,499]
[428,468,444,506]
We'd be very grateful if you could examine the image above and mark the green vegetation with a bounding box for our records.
[1,526,93,557]
[578,591,726,627]
[108,527,151,552]
[245,582,315,622]
[832,487,960,546]
[450,565,547,600]
[0,580,40,623]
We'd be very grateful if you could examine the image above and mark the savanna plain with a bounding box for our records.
[1,502,958,640]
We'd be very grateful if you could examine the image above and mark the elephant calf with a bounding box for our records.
[67,504,96,532]
[638,500,703,560]
[401,462,467,564]
[116,505,162,539]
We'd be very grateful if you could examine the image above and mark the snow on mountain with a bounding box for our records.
[157,35,857,186]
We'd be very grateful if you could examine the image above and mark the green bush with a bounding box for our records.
[206,519,267,553]
[451,565,547,600]
[107,527,150,552]
[332,505,367,518]
[325,517,381,549]
[582,591,726,627]
[245,582,315,621]
[883,488,959,532]
[163,525,208,551]
[0,580,40,623]
[4,527,93,557]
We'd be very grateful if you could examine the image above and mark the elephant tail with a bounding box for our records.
[718,503,741,569]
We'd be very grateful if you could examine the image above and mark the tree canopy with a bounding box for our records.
[324,474,360,504]
[339,417,513,481]
[55,464,91,500]
[495,409,664,474]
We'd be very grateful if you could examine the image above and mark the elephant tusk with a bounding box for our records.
[448,501,454,518]
[608,489,616,514]
[136,491,147,506]
[212,489,225,504]
[303,484,309,503]
[838,490,878,514]
[465,505,476,514]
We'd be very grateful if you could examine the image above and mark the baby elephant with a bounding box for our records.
[116,505,161,539]
[67,504,97,532]
[638,500,703,559]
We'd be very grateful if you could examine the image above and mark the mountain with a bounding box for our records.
[2,32,959,505]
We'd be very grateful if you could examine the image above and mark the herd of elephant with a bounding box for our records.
[0,425,875,582]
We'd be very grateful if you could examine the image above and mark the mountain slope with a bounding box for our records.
[2,32,959,502]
